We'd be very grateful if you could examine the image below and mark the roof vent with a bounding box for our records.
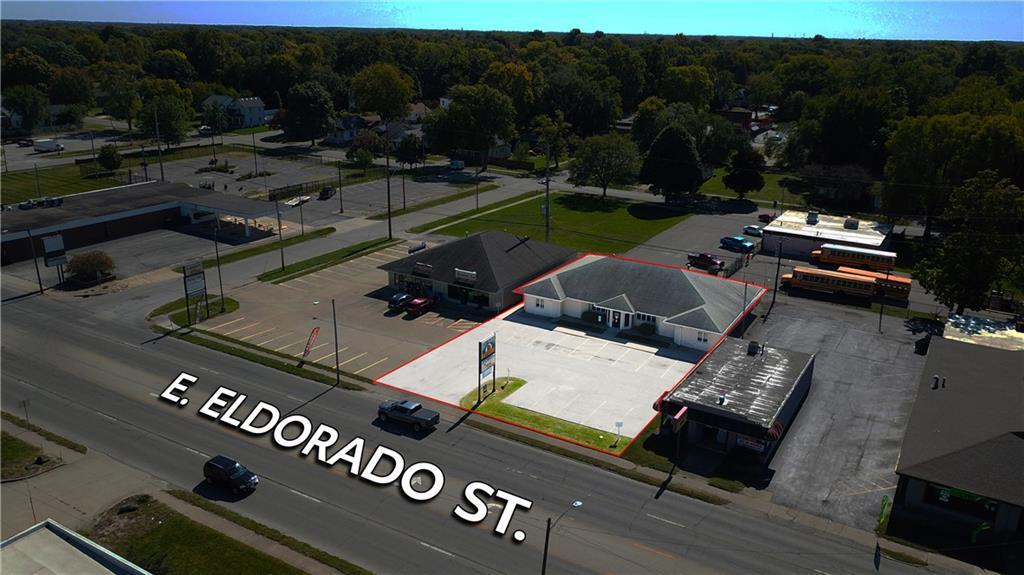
[806,211,819,224]
[717,395,727,406]
[931,374,939,390]
[844,217,860,230]
[747,341,760,356]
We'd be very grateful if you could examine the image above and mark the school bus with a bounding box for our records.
[837,266,912,300]
[809,243,897,271]
[781,267,877,297]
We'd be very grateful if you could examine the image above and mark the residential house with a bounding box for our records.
[201,95,266,129]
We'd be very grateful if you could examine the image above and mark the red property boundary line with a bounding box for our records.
[375,252,769,458]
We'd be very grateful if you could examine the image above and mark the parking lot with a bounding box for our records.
[743,296,928,530]
[198,241,484,379]
[378,306,703,438]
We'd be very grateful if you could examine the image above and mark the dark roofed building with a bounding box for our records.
[657,338,814,463]
[379,231,576,311]
[519,255,765,351]
[891,337,1024,556]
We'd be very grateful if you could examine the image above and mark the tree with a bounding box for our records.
[915,171,1023,314]
[346,129,384,159]
[603,41,646,112]
[103,76,142,134]
[481,61,538,127]
[354,148,375,176]
[394,133,425,210]
[4,85,49,132]
[139,88,192,149]
[632,96,668,152]
[542,67,621,137]
[640,124,704,202]
[48,67,94,107]
[531,111,571,169]
[284,81,335,147]
[54,104,87,128]
[67,251,115,281]
[660,66,713,110]
[568,133,640,199]
[202,102,229,135]
[722,143,766,200]
[442,84,517,169]
[746,72,781,117]
[97,144,123,171]
[143,49,197,85]
[1,47,54,89]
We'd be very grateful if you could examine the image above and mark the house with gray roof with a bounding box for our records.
[518,255,766,351]
[379,231,577,312]
[201,95,266,129]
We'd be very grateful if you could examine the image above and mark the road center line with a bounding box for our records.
[419,541,456,558]
[289,488,323,503]
[632,542,675,560]
[184,447,209,457]
[646,514,687,529]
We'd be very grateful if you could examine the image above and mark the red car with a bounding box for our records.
[758,213,775,223]
[404,296,435,316]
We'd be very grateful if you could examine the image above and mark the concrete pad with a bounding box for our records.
[378,307,700,438]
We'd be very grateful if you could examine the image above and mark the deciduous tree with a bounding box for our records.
[640,124,704,202]
[568,133,640,199]
[722,143,766,200]
[284,81,335,147]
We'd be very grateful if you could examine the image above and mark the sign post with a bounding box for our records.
[478,334,496,404]
[181,260,208,326]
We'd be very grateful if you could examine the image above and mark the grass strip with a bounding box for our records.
[167,490,374,575]
[367,183,500,221]
[166,329,363,391]
[708,477,745,493]
[869,303,944,322]
[257,237,399,283]
[464,419,729,506]
[1,411,88,454]
[460,378,621,450]
[2,431,43,479]
[170,298,240,327]
[203,227,335,269]
[408,190,543,234]
[148,295,238,320]
[880,547,929,567]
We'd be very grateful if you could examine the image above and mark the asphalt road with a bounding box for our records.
[0,292,947,575]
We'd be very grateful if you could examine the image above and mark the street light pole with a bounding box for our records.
[544,143,551,243]
[213,223,226,313]
[878,270,889,333]
[337,161,344,213]
[153,106,165,182]
[274,199,285,271]
[34,163,41,200]
[384,121,393,240]
[770,238,784,310]
[541,500,583,575]
[332,299,341,387]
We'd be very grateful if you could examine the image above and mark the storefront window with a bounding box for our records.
[924,484,998,521]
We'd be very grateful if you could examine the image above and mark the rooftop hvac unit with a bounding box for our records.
[806,211,819,224]
[844,217,860,230]
[747,341,760,356]
[717,395,728,406]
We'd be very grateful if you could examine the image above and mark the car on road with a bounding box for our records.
[743,225,763,237]
[377,399,440,432]
[318,186,337,200]
[388,292,413,311]
[284,195,311,207]
[198,125,214,136]
[687,252,724,270]
[203,455,259,494]
[721,235,756,253]
[404,296,435,316]
[17,139,33,147]
[449,159,465,170]
[758,213,775,223]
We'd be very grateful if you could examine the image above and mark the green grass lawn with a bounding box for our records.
[199,227,334,269]
[407,190,543,234]
[258,237,399,283]
[369,183,500,221]
[435,192,693,254]
[169,297,240,327]
[1,164,123,203]
[90,495,308,575]
[459,378,624,451]
[1,431,41,479]
[699,169,806,206]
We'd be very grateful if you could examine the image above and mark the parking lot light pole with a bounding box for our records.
[34,163,41,199]
[878,270,889,333]
[542,500,583,575]
[213,223,226,313]
[333,299,341,387]
[337,162,344,213]
[274,199,285,271]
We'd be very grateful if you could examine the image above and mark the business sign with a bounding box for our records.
[454,268,477,284]
[182,260,203,277]
[302,327,321,360]
[42,234,66,267]
[479,334,496,380]
[185,273,207,296]
[736,435,766,453]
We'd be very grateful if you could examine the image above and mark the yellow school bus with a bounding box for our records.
[837,266,912,300]
[781,267,877,297]
[809,243,897,271]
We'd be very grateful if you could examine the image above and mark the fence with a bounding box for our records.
[267,176,338,201]
[720,238,763,279]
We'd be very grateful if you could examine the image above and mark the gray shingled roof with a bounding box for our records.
[520,256,763,332]
[897,338,1024,506]
[378,231,576,294]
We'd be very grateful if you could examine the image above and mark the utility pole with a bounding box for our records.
[544,143,551,242]
[337,162,344,213]
[541,517,552,575]
[25,228,44,295]
[878,270,889,333]
[89,131,96,162]
[211,130,218,162]
[213,223,226,313]
[34,163,41,199]
[770,239,784,310]
[298,200,305,236]
[275,199,285,271]
[385,125,393,240]
[332,299,341,386]
[153,106,165,182]
[251,131,259,176]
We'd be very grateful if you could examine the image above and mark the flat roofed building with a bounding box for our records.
[891,337,1024,552]
[761,210,892,259]
[379,231,577,312]
[1,519,149,574]
[657,338,814,462]
[518,255,766,351]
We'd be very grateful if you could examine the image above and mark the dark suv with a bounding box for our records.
[203,455,259,493]
[388,292,413,310]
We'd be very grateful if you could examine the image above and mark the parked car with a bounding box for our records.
[203,455,259,494]
[687,252,724,270]
[721,235,756,253]
[743,225,763,237]
[758,213,775,223]
[33,139,64,153]
[318,186,337,200]
[449,159,465,170]
[404,296,435,316]
[378,399,440,432]
[388,292,413,311]
[198,125,214,136]
[17,139,33,147]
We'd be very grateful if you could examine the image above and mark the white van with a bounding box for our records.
[33,139,65,153]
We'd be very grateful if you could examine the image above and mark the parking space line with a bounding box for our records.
[274,339,306,352]
[358,255,391,264]
[277,282,303,291]
[257,333,292,346]
[297,342,330,356]
[353,357,389,375]
[223,322,261,336]
[239,327,275,341]
[337,352,368,366]
[313,347,348,363]
[208,317,246,330]
[289,277,316,286]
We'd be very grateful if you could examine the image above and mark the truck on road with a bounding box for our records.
[33,139,64,153]
[378,399,440,432]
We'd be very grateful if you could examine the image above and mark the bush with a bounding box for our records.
[53,103,87,127]
[637,322,656,335]
[97,144,122,171]
[67,250,114,281]
[581,310,603,324]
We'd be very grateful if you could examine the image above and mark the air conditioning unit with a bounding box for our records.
[806,211,819,224]
[747,341,760,356]
[844,217,860,229]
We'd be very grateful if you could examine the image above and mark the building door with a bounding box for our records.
[623,314,631,328]
[612,310,621,328]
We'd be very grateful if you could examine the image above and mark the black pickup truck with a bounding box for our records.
[378,399,440,432]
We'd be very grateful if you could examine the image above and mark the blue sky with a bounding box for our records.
[2,1,1022,41]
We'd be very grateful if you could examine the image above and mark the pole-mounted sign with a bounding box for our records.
[478,334,497,403]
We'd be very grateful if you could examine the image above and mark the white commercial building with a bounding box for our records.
[760,210,892,259]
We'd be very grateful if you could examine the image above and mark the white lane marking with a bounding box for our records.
[646,514,687,529]
[223,322,262,336]
[297,342,331,356]
[239,327,275,341]
[337,352,367,367]
[289,488,323,503]
[149,392,159,398]
[96,411,117,422]
[313,347,348,363]
[184,447,209,457]
[286,395,302,401]
[257,333,292,346]
[208,317,246,330]
[419,541,455,558]
[353,357,388,374]
[274,339,306,352]
[277,282,302,291]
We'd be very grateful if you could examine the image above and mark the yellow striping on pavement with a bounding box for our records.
[353,357,389,375]
[222,322,261,335]
[208,316,246,330]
